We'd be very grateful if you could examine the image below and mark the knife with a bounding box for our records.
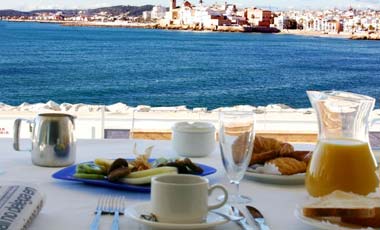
[230,206,255,230]
[246,205,271,230]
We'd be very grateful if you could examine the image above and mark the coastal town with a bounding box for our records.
[1,0,380,39]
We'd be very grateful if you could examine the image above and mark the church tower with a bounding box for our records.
[170,0,176,11]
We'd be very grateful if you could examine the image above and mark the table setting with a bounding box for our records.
[2,137,277,230]
[1,90,380,230]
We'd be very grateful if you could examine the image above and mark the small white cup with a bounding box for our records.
[151,174,228,224]
[171,122,216,157]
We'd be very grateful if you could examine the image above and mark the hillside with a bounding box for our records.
[0,10,31,17]
[88,5,154,16]
[0,5,154,17]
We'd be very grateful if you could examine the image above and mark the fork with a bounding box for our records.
[90,196,126,230]
[90,196,107,230]
[211,209,244,221]
[231,206,255,230]
[110,196,126,230]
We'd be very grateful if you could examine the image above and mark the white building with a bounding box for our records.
[312,18,340,32]
[194,5,224,27]
[151,5,167,19]
[143,11,151,20]
[179,2,194,25]
[162,0,227,27]
[274,15,285,30]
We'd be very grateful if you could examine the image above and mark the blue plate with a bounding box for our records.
[52,159,217,193]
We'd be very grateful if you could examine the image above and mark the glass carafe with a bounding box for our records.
[306,91,379,197]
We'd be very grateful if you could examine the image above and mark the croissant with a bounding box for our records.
[231,132,250,164]
[250,136,294,165]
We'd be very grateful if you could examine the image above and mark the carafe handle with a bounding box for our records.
[370,118,380,128]
[13,118,33,151]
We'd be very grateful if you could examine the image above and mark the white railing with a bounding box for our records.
[1,108,380,139]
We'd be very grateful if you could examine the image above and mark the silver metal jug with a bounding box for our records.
[13,113,76,167]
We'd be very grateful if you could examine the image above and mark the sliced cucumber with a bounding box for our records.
[119,170,178,185]
[74,173,106,180]
[126,166,178,178]
[76,163,106,175]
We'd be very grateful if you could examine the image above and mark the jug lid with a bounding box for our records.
[172,122,215,133]
[307,90,375,102]
[38,112,76,119]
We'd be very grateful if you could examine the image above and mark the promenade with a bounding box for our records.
[4,19,380,39]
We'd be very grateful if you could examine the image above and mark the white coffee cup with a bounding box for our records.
[171,122,216,157]
[151,174,228,224]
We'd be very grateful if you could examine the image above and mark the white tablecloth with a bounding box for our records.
[0,138,318,230]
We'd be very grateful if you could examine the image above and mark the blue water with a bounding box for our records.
[1,21,380,109]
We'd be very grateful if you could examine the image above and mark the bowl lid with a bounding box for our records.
[172,122,215,133]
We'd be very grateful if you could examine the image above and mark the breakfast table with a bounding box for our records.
[0,138,320,230]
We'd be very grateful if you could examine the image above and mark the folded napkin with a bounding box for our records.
[248,163,281,175]
[0,185,44,230]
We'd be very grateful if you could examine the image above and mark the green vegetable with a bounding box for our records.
[126,166,178,178]
[119,166,178,185]
[74,173,106,180]
[76,163,106,175]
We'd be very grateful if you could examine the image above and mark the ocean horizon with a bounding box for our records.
[1,21,380,109]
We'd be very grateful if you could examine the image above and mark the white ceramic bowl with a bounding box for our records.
[171,122,216,157]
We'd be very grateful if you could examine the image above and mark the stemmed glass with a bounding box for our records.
[218,111,255,204]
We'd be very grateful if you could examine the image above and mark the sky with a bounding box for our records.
[0,0,379,11]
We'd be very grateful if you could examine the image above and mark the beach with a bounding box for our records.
[278,29,352,39]
[279,29,380,40]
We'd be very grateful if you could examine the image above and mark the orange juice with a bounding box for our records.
[306,138,379,197]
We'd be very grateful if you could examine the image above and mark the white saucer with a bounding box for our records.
[245,170,305,185]
[125,202,229,229]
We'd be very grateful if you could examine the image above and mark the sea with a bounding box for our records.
[1,21,380,109]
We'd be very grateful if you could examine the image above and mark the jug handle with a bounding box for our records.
[370,118,380,128]
[13,118,32,151]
